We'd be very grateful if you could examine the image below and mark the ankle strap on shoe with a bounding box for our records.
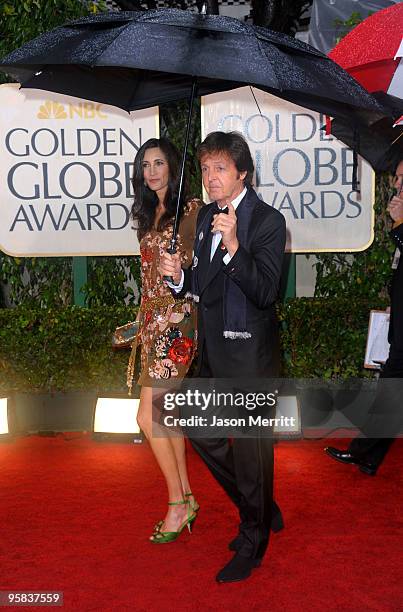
[168,500,188,506]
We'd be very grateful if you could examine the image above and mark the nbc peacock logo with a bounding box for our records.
[37,100,67,119]
[36,99,107,119]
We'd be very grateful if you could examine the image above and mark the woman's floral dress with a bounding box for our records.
[135,198,202,386]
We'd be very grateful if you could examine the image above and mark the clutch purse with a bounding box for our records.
[112,321,139,349]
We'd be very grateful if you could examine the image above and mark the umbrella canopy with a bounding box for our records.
[330,91,403,173]
[0,8,385,125]
[329,3,403,98]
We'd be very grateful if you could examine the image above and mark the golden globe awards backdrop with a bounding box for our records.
[0,84,159,256]
[201,87,375,252]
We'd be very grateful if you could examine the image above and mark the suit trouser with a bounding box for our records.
[348,355,403,467]
[189,344,275,560]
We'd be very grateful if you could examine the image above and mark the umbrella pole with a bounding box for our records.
[164,78,197,282]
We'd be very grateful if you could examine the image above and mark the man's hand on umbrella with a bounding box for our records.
[211,201,239,257]
[388,194,403,223]
[159,251,182,285]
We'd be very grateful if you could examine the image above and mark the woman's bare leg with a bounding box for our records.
[137,386,192,532]
[170,436,198,508]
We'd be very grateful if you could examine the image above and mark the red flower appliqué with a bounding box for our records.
[145,311,152,325]
[141,247,154,264]
[167,337,194,365]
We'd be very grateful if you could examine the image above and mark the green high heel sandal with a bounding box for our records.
[152,494,199,536]
[150,500,196,544]
[185,491,200,513]
[152,519,164,535]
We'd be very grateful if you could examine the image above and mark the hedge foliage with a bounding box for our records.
[314,174,394,301]
[280,297,387,379]
[0,305,138,393]
[0,297,388,394]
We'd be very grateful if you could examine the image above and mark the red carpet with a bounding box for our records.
[0,434,402,611]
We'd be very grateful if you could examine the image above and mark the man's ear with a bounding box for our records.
[239,170,247,182]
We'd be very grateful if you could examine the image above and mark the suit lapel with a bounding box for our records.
[197,227,212,293]
[201,239,225,292]
[196,201,228,294]
[196,207,214,293]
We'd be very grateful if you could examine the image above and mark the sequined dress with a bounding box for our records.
[136,199,202,386]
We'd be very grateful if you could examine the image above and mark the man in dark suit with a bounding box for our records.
[160,131,286,582]
[326,159,403,475]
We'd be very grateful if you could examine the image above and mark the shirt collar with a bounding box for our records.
[217,186,247,211]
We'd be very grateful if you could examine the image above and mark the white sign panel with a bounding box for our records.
[202,87,375,252]
[0,84,159,256]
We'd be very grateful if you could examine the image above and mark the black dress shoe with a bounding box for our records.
[359,461,377,476]
[271,511,284,533]
[325,446,360,465]
[228,512,284,551]
[228,534,243,552]
[216,553,261,583]
[325,447,378,475]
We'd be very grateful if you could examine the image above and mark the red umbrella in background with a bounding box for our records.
[329,3,403,99]
[328,4,403,172]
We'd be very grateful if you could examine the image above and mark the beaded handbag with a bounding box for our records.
[112,321,139,349]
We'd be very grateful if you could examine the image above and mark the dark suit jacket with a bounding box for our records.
[389,223,403,357]
[176,187,286,377]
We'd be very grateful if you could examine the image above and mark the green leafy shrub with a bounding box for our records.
[314,175,395,301]
[0,298,387,394]
[0,0,105,66]
[0,305,138,393]
[160,98,202,201]
[279,297,388,379]
[0,257,73,308]
[83,256,142,307]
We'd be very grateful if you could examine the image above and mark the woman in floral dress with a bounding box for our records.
[130,138,202,543]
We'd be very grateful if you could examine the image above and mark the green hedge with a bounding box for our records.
[0,305,138,394]
[280,297,388,378]
[0,297,389,394]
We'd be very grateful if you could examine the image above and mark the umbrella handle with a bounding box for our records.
[163,240,178,284]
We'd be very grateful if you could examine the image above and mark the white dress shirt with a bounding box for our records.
[169,187,247,292]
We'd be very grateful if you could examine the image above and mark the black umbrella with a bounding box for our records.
[330,92,403,173]
[0,9,385,118]
[0,8,387,253]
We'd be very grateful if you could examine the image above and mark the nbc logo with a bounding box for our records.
[37,100,107,120]
[37,100,67,119]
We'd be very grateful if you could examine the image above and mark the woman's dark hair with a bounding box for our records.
[197,131,254,186]
[131,138,187,240]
